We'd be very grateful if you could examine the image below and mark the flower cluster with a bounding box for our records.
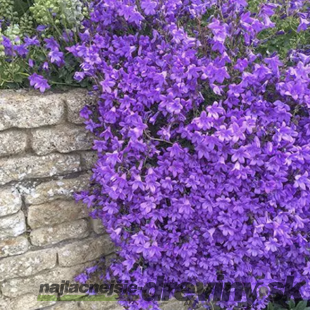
[0,20,89,89]
[1,0,310,309]
[70,0,310,309]
[0,0,90,88]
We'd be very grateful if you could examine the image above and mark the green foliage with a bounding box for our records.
[0,32,4,57]
[267,300,310,310]
[30,0,84,30]
[0,0,91,90]
[247,0,310,59]
[0,0,309,90]
[4,24,21,43]
[256,14,310,59]
[19,12,34,37]
[0,0,18,23]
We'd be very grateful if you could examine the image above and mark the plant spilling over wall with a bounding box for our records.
[0,0,90,88]
[2,0,310,309]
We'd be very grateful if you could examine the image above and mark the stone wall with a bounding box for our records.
[0,89,118,310]
[0,89,187,310]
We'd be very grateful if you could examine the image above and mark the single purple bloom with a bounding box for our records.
[74,72,85,81]
[28,59,34,67]
[297,17,310,32]
[13,44,28,56]
[48,49,64,66]
[24,36,40,47]
[44,37,60,50]
[141,0,157,15]
[42,62,49,71]
[29,73,50,92]
[100,78,115,93]
[36,25,47,32]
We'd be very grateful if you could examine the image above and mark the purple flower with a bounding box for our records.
[44,37,60,50]
[100,78,115,93]
[24,36,40,47]
[294,172,310,190]
[297,17,310,32]
[141,0,157,15]
[74,72,85,81]
[28,73,50,92]
[303,263,310,275]
[36,25,47,32]
[42,62,49,71]
[166,98,183,114]
[75,273,88,284]
[28,59,34,68]
[48,49,64,66]
[13,44,28,56]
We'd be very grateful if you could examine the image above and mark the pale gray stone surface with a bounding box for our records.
[27,200,89,229]
[30,219,90,246]
[0,90,114,310]
[64,89,95,124]
[90,218,106,235]
[31,124,93,155]
[25,174,90,205]
[0,130,27,156]
[1,263,93,297]
[79,302,124,310]
[0,211,26,239]
[11,294,56,310]
[0,187,22,217]
[0,90,65,130]
[48,302,79,310]
[0,248,57,281]
[0,296,11,310]
[0,236,29,258]
[58,236,114,267]
[0,154,81,185]
[80,151,97,170]
[160,300,188,310]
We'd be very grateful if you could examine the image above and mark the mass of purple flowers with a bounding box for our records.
[67,0,310,309]
[3,0,310,309]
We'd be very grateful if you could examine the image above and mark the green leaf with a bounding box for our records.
[295,301,308,310]
[13,0,30,16]
[288,300,296,309]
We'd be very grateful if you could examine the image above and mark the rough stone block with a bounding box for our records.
[25,174,90,205]
[58,236,114,267]
[80,301,123,310]
[0,187,22,217]
[0,90,65,130]
[0,131,27,156]
[0,248,57,281]
[0,236,29,258]
[11,294,56,310]
[0,211,26,239]
[0,297,11,310]
[1,262,94,297]
[28,200,89,229]
[90,218,105,235]
[160,301,188,310]
[48,302,79,310]
[30,219,90,246]
[64,89,94,124]
[31,124,93,155]
[80,151,97,170]
[0,154,81,185]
